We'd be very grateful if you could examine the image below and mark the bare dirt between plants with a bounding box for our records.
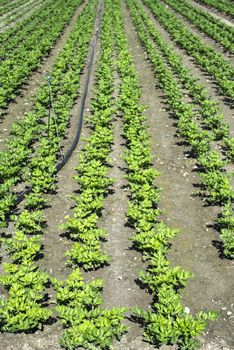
[0,0,87,152]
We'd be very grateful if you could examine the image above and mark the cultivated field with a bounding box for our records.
[0,0,233,349]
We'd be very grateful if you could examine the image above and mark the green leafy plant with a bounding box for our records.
[15,210,46,235]
[201,171,234,204]
[66,242,110,271]
[53,269,127,349]
[114,2,218,347]
[0,262,51,332]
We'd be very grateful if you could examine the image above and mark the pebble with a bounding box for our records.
[227,311,232,316]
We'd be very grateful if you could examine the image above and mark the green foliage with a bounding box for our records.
[15,210,45,235]
[0,0,84,114]
[25,191,47,210]
[0,193,16,227]
[127,0,234,260]
[132,223,179,258]
[61,4,115,273]
[59,308,127,350]
[54,269,127,350]
[201,171,234,204]
[220,228,234,259]
[53,268,103,308]
[0,293,51,332]
[198,151,226,171]
[0,0,97,227]
[225,137,234,161]
[163,0,234,53]
[0,263,51,332]
[53,6,127,349]
[115,1,217,347]
[133,286,217,349]
[139,253,193,291]
[217,201,234,229]
[142,0,234,99]
[195,0,234,17]
[66,242,110,271]
[2,231,41,264]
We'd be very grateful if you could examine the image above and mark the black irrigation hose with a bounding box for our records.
[15,2,103,206]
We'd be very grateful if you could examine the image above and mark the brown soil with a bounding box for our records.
[0,0,86,152]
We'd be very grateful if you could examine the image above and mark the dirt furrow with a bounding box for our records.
[121,0,234,349]
[0,0,87,152]
[140,0,234,136]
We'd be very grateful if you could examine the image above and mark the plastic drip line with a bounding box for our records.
[15,2,103,206]
[47,73,64,159]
